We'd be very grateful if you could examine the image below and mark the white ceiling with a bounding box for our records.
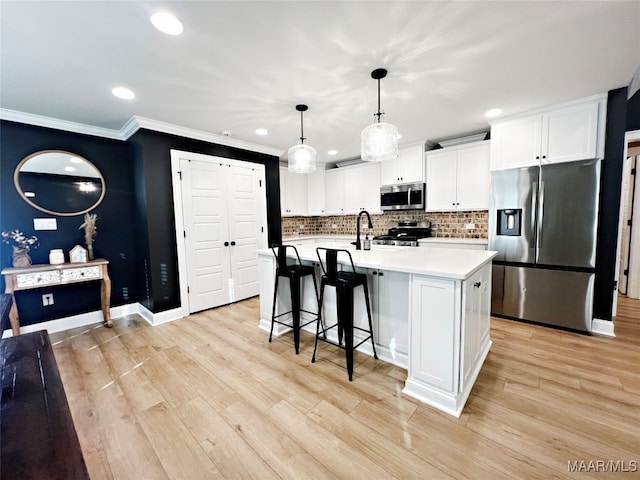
[1,1,639,163]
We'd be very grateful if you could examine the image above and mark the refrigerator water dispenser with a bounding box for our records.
[497,209,521,236]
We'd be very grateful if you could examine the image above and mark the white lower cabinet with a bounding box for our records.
[352,268,410,366]
[403,263,492,417]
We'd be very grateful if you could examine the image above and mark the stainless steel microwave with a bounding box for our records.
[380,182,425,211]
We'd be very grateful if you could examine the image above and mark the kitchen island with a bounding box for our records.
[257,243,497,417]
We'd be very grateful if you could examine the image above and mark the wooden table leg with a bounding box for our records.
[8,295,20,336]
[100,268,113,328]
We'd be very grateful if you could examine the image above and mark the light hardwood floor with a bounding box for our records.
[49,295,640,479]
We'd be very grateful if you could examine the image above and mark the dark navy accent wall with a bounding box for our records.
[593,88,627,320]
[0,120,138,326]
[129,129,281,313]
[1,120,282,327]
[628,89,640,131]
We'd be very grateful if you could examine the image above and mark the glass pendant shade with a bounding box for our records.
[288,143,317,173]
[361,121,399,162]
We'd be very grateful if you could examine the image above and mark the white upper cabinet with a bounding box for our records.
[325,168,345,215]
[325,163,381,215]
[380,143,425,185]
[279,166,307,216]
[490,95,605,171]
[307,166,326,215]
[426,141,490,211]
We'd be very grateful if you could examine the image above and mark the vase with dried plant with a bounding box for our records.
[2,229,39,267]
[79,213,97,260]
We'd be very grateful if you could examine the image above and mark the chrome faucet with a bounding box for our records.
[352,210,373,250]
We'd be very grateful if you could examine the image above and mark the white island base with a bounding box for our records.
[257,243,496,417]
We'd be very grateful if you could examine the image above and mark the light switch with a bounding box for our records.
[34,218,57,230]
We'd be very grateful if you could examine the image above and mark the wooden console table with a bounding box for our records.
[1,258,112,336]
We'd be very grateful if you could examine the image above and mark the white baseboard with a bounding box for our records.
[2,302,187,338]
[592,318,615,337]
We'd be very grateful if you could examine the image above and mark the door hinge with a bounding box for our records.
[183,230,186,238]
[261,226,264,232]
[259,179,262,187]
[178,171,182,180]
[624,269,629,276]
[631,168,636,175]
[187,286,190,293]
[628,219,633,227]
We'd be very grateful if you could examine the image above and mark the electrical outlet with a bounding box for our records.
[42,293,54,306]
[465,223,475,230]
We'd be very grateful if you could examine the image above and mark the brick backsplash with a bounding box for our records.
[281,210,488,239]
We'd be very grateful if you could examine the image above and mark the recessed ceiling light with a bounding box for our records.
[150,11,183,35]
[221,130,232,137]
[65,166,76,172]
[255,128,268,136]
[69,156,82,164]
[112,86,135,100]
[485,108,503,118]
[327,150,338,156]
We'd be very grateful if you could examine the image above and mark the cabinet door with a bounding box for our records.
[343,167,365,214]
[287,169,307,216]
[542,101,599,164]
[363,163,381,213]
[456,143,490,210]
[426,150,457,211]
[280,167,308,216]
[279,166,289,215]
[325,169,345,215]
[409,275,458,393]
[460,264,491,391]
[307,167,326,215]
[375,270,409,354]
[490,115,541,170]
[380,144,424,185]
[399,144,425,183]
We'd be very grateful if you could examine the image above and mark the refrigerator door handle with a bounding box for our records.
[537,181,545,261]
[530,182,538,249]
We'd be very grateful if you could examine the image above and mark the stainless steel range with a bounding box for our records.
[372,221,432,247]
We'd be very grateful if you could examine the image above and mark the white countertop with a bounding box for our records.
[259,242,497,280]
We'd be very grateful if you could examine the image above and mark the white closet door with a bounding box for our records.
[180,159,231,311]
[227,165,262,301]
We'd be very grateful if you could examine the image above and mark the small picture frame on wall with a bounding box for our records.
[69,245,88,263]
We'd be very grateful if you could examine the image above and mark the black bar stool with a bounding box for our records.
[269,245,319,354]
[312,248,378,380]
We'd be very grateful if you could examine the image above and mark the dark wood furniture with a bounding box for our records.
[0,330,89,479]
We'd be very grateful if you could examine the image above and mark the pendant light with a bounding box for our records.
[288,104,317,174]
[361,68,399,162]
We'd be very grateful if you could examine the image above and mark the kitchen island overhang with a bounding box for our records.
[257,244,497,417]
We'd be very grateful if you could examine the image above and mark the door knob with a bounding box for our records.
[474,281,481,288]
[230,241,236,246]
[224,241,229,247]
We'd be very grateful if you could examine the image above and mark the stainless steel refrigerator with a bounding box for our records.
[489,158,601,332]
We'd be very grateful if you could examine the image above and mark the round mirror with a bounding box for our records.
[14,150,106,216]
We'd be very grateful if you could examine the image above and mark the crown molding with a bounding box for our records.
[128,116,284,157]
[0,108,124,140]
[0,109,284,158]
